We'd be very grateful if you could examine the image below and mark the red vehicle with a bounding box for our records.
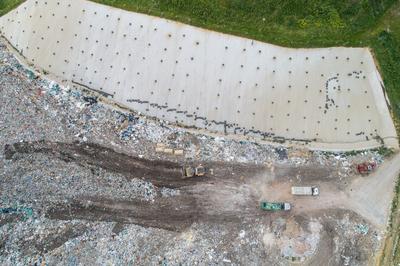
[356,162,377,175]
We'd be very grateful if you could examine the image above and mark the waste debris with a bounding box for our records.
[354,224,369,235]
[0,207,33,220]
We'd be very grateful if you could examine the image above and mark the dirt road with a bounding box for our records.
[5,140,398,232]
[346,152,400,228]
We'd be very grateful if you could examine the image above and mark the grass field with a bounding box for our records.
[0,0,23,16]
[1,0,400,263]
[89,0,395,45]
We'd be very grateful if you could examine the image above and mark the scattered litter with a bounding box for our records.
[275,147,288,160]
[0,207,33,220]
[120,125,135,141]
[83,96,98,106]
[355,224,369,235]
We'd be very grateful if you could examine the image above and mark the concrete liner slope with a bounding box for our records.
[0,0,398,151]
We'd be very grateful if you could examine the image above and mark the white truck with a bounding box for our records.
[291,186,319,196]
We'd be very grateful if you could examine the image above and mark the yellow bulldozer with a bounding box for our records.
[181,164,206,179]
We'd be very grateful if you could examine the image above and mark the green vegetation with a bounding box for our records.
[390,174,400,227]
[0,0,23,16]
[342,150,366,157]
[89,0,395,46]
[373,31,400,121]
[380,174,400,266]
[376,146,395,157]
[320,146,393,158]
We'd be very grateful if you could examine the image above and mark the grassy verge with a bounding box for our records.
[0,0,24,17]
[379,174,400,265]
[89,0,394,46]
[372,30,400,125]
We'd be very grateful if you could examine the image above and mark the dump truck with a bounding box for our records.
[291,186,319,196]
[181,164,206,178]
[356,162,376,175]
[260,201,291,211]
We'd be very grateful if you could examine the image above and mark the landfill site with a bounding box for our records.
[1,0,400,265]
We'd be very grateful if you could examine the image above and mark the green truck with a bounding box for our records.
[260,201,291,211]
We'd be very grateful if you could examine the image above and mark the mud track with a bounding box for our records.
[5,141,271,231]
[4,141,264,188]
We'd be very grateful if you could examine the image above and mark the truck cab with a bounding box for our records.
[311,187,319,196]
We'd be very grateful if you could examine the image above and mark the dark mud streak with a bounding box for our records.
[5,141,269,231]
[45,196,265,232]
[46,197,200,232]
[4,141,206,188]
[0,214,22,227]
[33,224,88,254]
[112,223,125,235]
[4,141,265,188]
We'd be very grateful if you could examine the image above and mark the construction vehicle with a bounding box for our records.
[291,186,319,196]
[181,164,206,178]
[260,201,291,211]
[356,162,376,175]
